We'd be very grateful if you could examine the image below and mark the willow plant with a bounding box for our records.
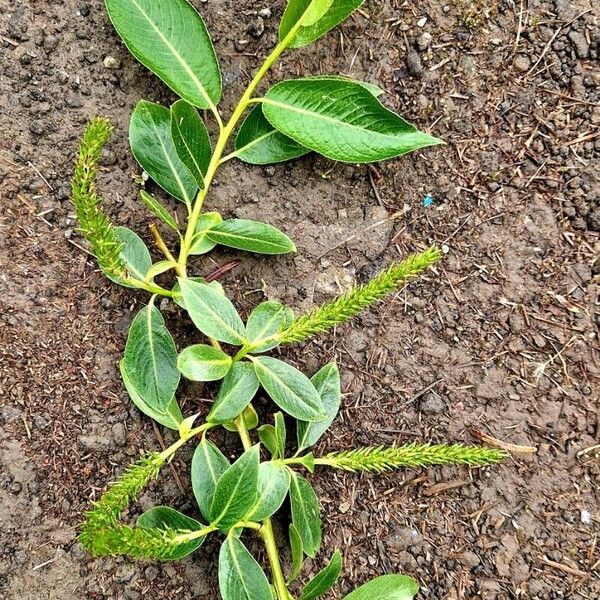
[72,1,506,599]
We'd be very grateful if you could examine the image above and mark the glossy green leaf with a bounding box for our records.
[105,0,221,108]
[219,536,272,600]
[245,462,291,521]
[287,523,304,584]
[121,302,180,412]
[289,471,321,558]
[106,226,152,286]
[130,101,198,204]
[206,219,296,255]
[299,549,343,600]
[171,100,211,187]
[209,445,260,531]
[192,439,231,520]
[189,212,222,255]
[177,344,233,382]
[252,356,325,421]
[208,362,259,423]
[344,575,419,600]
[297,362,341,450]
[279,0,365,48]
[262,78,442,163]
[140,190,179,231]
[235,105,310,165]
[179,278,247,346]
[246,301,294,353]
[137,506,206,560]
[120,361,182,429]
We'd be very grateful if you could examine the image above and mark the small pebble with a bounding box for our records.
[103,55,121,70]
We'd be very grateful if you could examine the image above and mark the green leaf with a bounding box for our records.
[206,219,296,255]
[172,277,224,309]
[209,446,260,531]
[105,0,221,109]
[179,278,247,346]
[189,212,222,255]
[144,260,175,283]
[130,101,198,204]
[262,78,442,163]
[344,575,419,600]
[299,549,343,600]
[289,471,321,558]
[257,425,278,456]
[208,362,259,423]
[274,412,287,458]
[297,362,341,450]
[121,301,180,412]
[171,100,211,187]
[246,301,294,353]
[280,0,365,48]
[120,361,182,430]
[252,356,325,422]
[235,105,310,165]
[192,439,231,521]
[140,190,179,231]
[219,536,272,600]
[177,344,233,382]
[245,462,291,521]
[106,226,152,286]
[222,403,259,432]
[287,523,304,584]
[137,506,206,560]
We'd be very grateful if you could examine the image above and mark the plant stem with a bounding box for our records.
[235,419,293,600]
[176,23,305,277]
[158,422,215,461]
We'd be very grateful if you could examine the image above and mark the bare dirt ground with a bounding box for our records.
[1,0,599,598]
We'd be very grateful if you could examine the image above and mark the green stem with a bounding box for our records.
[124,276,177,298]
[176,23,304,277]
[158,422,215,461]
[235,419,293,600]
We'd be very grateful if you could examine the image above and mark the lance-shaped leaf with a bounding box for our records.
[209,445,260,531]
[288,523,304,584]
[245,462,291,521]
[171,100,211,187]
[262,78,442,164]
[140,191,179,232]
[105,226,152,287]
[137,506,207,560]
[177,344,232,382]
[105,0,221,109]
[130,101,198,204]
[189,212,222,255]
[121,301,180,412]
[208,362,259,423]
[344,575,419,600]
[235,105,310,165]
[192,439,231,520]
[299,549,343,600]
[120,362,182,430]
[206,219,297,255]
[179,278,247,346]
[246,301,294,353]
[297,362,341,450]
[289,471,321,558]
[251,356,326,421]
[279,0,365,48]
[219,536,272,600]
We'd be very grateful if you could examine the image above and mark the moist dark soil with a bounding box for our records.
[1,1,599,598]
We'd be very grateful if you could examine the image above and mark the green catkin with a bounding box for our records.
[318,444,507,473]
[79,452,176,558]
[277,246,442,343]
[71,117,125,279]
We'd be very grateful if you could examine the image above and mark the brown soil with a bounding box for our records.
[1,0,599,598]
